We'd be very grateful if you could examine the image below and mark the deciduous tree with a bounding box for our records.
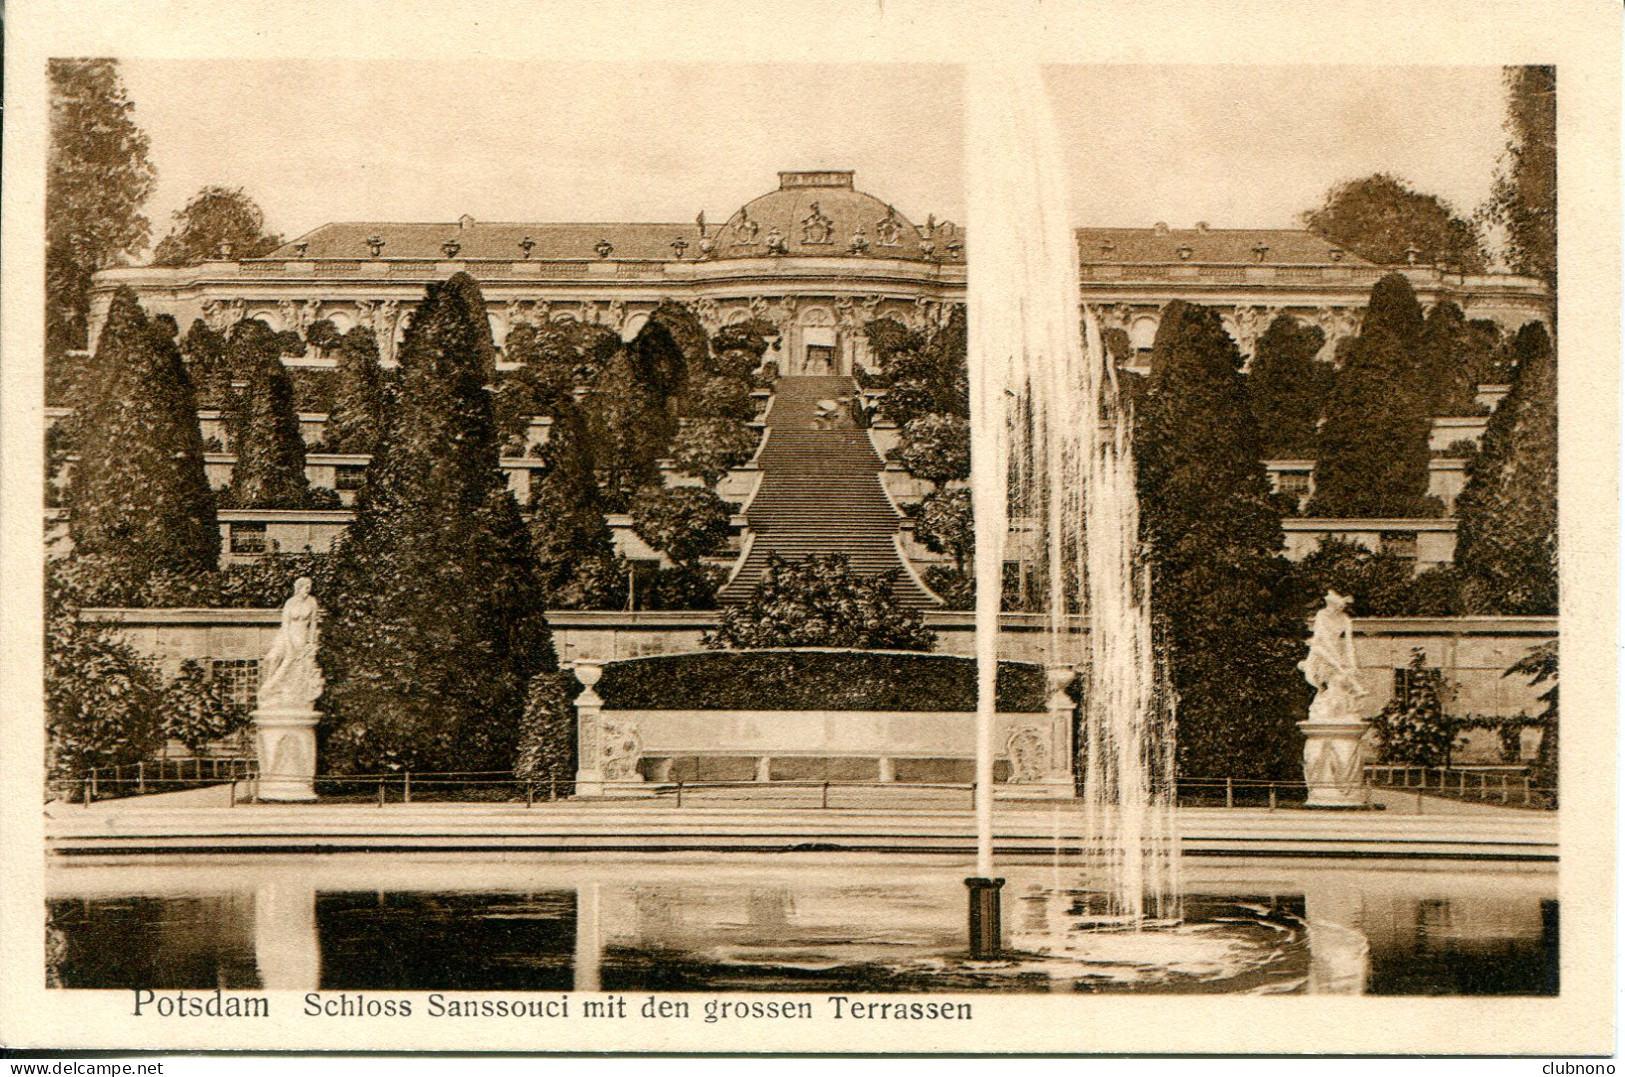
[1303,173,1485,271]
[152,185,282,266]
[47,59,155,361]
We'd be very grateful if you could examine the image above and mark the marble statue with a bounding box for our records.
[257,577,324,710]
[1296,591,1371,807]
[1299,590,1367,723]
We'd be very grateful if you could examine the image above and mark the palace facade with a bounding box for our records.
[91,169,1551,373]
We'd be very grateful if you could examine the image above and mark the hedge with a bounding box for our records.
[592,649,1048,713]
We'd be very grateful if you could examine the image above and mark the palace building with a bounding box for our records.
[70,171,1557,767]
[90,169,1550,374]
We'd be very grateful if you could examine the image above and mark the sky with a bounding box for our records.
[117,60,1509,252]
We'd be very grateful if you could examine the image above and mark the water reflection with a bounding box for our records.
[45,855,1556,996]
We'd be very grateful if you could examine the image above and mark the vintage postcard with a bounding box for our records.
[1,0,1617,1058]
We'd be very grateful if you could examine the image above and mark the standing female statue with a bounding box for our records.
[257,577,324,710]
[1299,590,1367,723]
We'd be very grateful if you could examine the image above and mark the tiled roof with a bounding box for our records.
[1076,226,1369,266]
[269,221,706,262]
[268,219,1369,268]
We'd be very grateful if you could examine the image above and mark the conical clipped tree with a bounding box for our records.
[645,299,707,390]
[1245,313,1329,459]
[528,399,626,609]
[1308,273,1437,517]
[1418,300,1480,416]
[584,332,677,511]
[180,318,229,404]
[1454,322,1557,615]
[226,319,309,509]
[68,287,219,589]
[320,272,555,773]
[323,326,386,453]
[1136,301,1309,780]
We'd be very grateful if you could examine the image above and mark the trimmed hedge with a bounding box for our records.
[593,649,1047,713]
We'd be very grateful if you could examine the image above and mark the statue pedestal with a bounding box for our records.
[1297,720,1368,808]
[253,708,320,802]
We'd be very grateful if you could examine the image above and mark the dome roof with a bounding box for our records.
[709,171,942,261]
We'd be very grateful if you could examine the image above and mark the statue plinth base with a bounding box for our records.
[1297,720,1368,809]
[253,707,321,802]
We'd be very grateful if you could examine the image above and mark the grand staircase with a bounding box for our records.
[717,375,939,608]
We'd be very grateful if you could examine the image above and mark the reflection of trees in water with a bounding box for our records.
[45,894,259,990]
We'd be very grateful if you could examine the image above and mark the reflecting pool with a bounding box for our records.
[46,854,1557,996]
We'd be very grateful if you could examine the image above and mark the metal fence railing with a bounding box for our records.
[1364,764,1552,808]
[51,764,1556,811]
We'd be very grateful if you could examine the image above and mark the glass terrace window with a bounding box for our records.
[335,464,367,491]
[229,522,268,556]
[211,659,260,709]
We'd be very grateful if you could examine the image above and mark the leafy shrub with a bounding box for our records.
[1368,649,1462,766]
[596,650,1045,713]
[1294,537,1416,617]
[923,564,974,610]
[1435,438,1480,459]
[160,659,248,754]
[642,562,725,610]
[670,418,759,486]
[893,414,971,484]
[45,567,164,785]
[629,484,734,564]
[912,487,973,569]
[686,376,758,421]
[706,554,936,651]
[218,553,334,607]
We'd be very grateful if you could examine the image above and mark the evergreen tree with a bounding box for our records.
[226,319,309,509]
[180,319,231,407]
[47,59,155,361]
[1454,322,1557,615]
[583,344,672,511]
[1136,301,1308,780]
[324,326,386,453]
[68,288,219,589]
[644,300,707,390]
[1308,274,1438,517]
[527,400,625,609]
[1245,314,1329,459]
[1418,301,1480,416]
[320,273,555,773]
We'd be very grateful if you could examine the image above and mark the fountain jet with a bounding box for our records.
[965,62,1179,945]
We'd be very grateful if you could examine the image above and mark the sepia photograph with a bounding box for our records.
[1,0,1616,1059]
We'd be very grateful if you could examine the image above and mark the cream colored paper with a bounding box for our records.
[2,0,1616,1056]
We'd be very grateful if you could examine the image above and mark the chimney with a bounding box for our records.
[1153,222,1169,235]
[459,214,475,231]
[1195,221,1209,232]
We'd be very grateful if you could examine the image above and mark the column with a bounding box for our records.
[572,661,606,797]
